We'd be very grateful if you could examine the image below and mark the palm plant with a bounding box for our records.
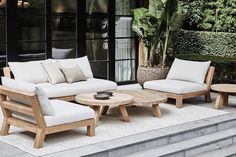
[132,0,183,67]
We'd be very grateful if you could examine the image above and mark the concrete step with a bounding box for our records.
[124,127,236,157]
[80,113,236,157]
[197,144,236,157]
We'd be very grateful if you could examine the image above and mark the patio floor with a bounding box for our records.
[0,84,236,157]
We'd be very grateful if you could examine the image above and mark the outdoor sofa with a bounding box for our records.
[144,58,215,108]
[0,56,117,148]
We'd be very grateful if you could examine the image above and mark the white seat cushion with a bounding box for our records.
[144,79,207,94]
[13,100,95,127]
[37,78,117,98]
[44,100,94,127]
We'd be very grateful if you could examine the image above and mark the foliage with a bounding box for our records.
[132,0,183,67]
[170,54,236,83]
[173,29,236,57]
[183,0,236,33]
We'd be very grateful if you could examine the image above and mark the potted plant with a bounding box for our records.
[132,0,183,87]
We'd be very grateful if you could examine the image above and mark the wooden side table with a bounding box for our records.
[117,90,167,118]
[75,93,133,125]
[211,84,236,109]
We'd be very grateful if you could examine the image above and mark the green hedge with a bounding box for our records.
[173,30,236,57]
[169,54,236,84]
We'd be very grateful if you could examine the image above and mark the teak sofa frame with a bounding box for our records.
[3,67,76,101]
[0,85,95,148]
[148,66,215,108]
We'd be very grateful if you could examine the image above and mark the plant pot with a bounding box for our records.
[137,66,169,87]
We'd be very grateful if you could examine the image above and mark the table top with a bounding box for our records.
[75,92,133,106]
[211,84,236,93]
[117,89,168,106]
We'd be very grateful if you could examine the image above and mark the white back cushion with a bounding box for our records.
[1,77,55,116]
[166,58,211,84]
[8,60,50,83]
[58,56,93,78]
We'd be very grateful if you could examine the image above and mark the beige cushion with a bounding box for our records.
[37,78,117,98]
[144,79,207,94]
[8,60,50,83]
[167,58,211,84]
[58,56,93,78]
[61,64,86,83]
[41,62,66,84]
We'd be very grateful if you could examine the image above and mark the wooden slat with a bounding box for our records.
[2,100,34,117]
[3,67,11,78]
[31,96,46,129]
[45,119,94,134]
[54,95,75,101]
[7,117,37,133]
[205,66,215,91]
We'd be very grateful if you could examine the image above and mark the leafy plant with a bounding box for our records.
[132,0,183,67]
[183,0,236,33]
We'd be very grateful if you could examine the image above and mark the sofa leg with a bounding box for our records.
[1,118,10,136]
[205,93,211,103]
[87,120,95,137]
[34,129,45,149]
[176,96,183,108]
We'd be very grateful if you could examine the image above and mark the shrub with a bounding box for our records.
[173,29,236,57]
[183,0,236,33]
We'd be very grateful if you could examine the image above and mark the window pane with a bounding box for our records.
[0,43,6,68]
[86,39,108,61]
[116,17,134,38]
[87,17,108,39]
[90,62,108,79]
[52,41,76,59]
[116,0,135,15]
[19,17,45,41]
[18,42,46,61]
[0,7,6,15]
[115,60,135,82]
[52,17,76,40]
[86,0,108,13]
[52,0,76,14]
[18,0,45,15]
[0,17,6,41]
[116,39,135,59]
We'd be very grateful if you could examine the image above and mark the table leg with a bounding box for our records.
[101,106,109,115]
[152,104,161,118]
[215,92,224,109]
[119,105,130,122]
[223,93,229,106]
[92,106,102,125]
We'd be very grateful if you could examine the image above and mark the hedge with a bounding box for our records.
[172,30,236,57]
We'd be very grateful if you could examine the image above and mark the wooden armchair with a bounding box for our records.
[144,66,215,108]
[0,85,95,148]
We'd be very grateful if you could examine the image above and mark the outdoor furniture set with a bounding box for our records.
[0,57,230,149]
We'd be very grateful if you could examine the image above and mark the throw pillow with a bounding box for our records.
[41,62,66,84]
[61,64,86,83]
[35,86,55,116]
[166,58,211,84]
[57,56,93,78]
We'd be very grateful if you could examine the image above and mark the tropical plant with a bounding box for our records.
[132,0,183,67]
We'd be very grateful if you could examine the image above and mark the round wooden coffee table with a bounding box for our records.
[211,84,236,109]
[75,93,133,125]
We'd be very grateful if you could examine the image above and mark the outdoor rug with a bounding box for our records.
[0,102,228,156]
